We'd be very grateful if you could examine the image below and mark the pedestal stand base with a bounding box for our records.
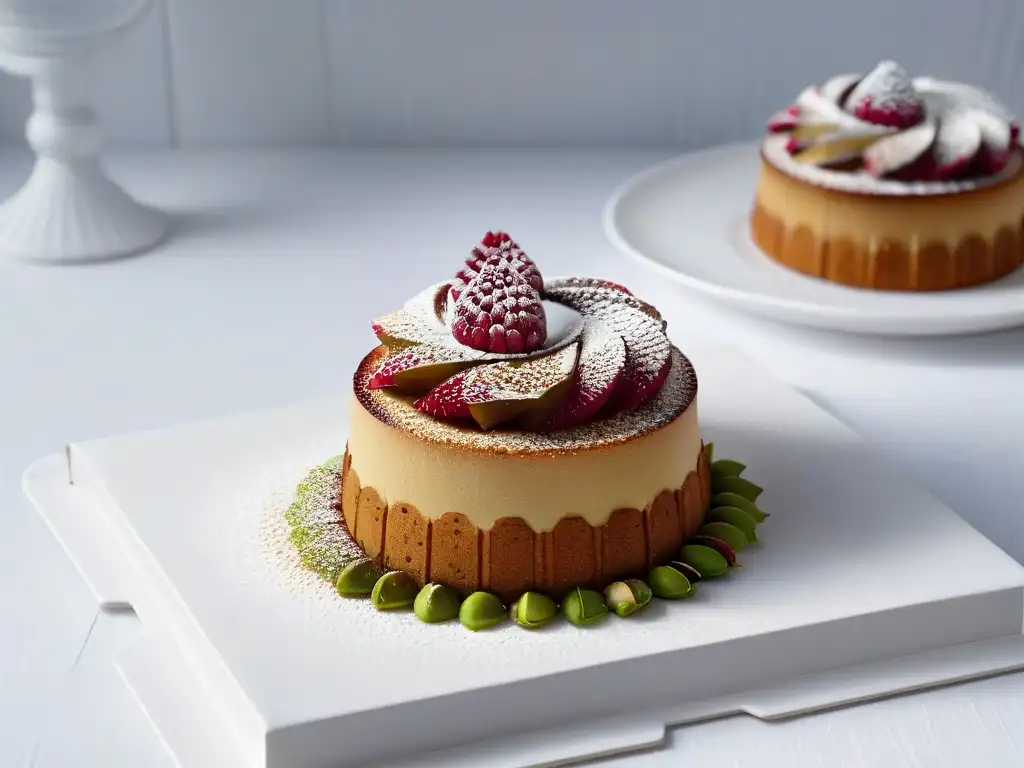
[0,158,166,264]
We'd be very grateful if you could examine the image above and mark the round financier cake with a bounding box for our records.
[338,232,711,603]
[752,60,1024,291]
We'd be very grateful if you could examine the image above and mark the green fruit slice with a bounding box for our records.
[562,587,609,626]
[510,591,558,629]
[604,579,653,617]
[711,459,746,479]
[678,544,729,579]
[370,571,419,610]
[698,521,748,553]
[711,492,768,523]
[712,476,763,502]
[669,560,703,584]
[692,535,739,567]
[707,507,758,544]
[413,583,463,623]
[704,442,714,463]
[648,565,694,599]
[335,559,384,597]
[459,592,506,631]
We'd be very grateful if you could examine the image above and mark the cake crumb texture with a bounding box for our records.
[339,444,712,602]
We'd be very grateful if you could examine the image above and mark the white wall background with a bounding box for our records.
[1,0,1022,147]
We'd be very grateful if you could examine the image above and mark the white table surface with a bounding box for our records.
[2,145,1023,768]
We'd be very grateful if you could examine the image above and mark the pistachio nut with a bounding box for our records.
[669,560,703,584]
[459,591,506,632]
[707,506,758,543]
[414,583,462,624]
[711,492,769,523]
[335,559,384,598]
[562,587,609,626]
[698,521,749,553]
[604,578,654,617]
[711,458,746,479]
[649,565,694,599]
[692,535,739,567]
[510,591,558,629]
[712,476,763,503]
[370,570,419,610]
[679,544,729,579]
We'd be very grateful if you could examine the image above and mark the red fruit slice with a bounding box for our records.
[971,108,1014,174]
[932,108,982,180]
[846,61,925,129]
[766,107,799,133]
[414,344,578,429]
[863,119,937,178]
[545,318,626,430]
[367,345,478,395]
[451,260,547,353]
[545,279,663,328]
[546,276,633,296]
[451,234,543,300]
[545,285,671,412]
[371,283,451,347]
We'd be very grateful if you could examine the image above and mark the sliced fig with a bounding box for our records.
[371,282,451,347]
[845,61,925,129]
[932,108,982,179]
[766,106,800,133]
[820,72,862,107]
[862,118,937,178]
[792,130,889,167]
[367,345,479,395]
[543,285,671,412]
[414,343,578,430]
[545,317,626,430]
[545,279,662,327]
[971,108,1014,174]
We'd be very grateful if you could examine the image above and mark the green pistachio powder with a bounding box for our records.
[284,445,768,630]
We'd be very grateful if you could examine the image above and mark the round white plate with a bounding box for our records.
[603,141,1024,337]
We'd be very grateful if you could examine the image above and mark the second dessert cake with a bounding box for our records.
[342,233,711,602]
[753,60,1024,291]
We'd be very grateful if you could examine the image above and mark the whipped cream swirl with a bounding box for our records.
[767,61,1020,182]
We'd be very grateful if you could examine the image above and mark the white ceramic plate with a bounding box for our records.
[603,141,1024,337]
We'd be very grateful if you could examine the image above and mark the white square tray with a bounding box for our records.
[24,346,1024,768]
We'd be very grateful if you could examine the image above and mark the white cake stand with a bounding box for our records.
[0,0,165,264]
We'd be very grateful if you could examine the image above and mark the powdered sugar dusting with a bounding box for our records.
[771,63,1020,182]
[845,61,924,128]
[934,108,982,170]
[544,284,671,411]
[763,134,1021,195]
[357,346,696,455]
[546,317,626,429]
[278,456,364,586]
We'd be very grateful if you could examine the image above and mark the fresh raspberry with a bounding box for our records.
[450,260,547,354]
[846,61,925,129]
[451,233,543,300]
